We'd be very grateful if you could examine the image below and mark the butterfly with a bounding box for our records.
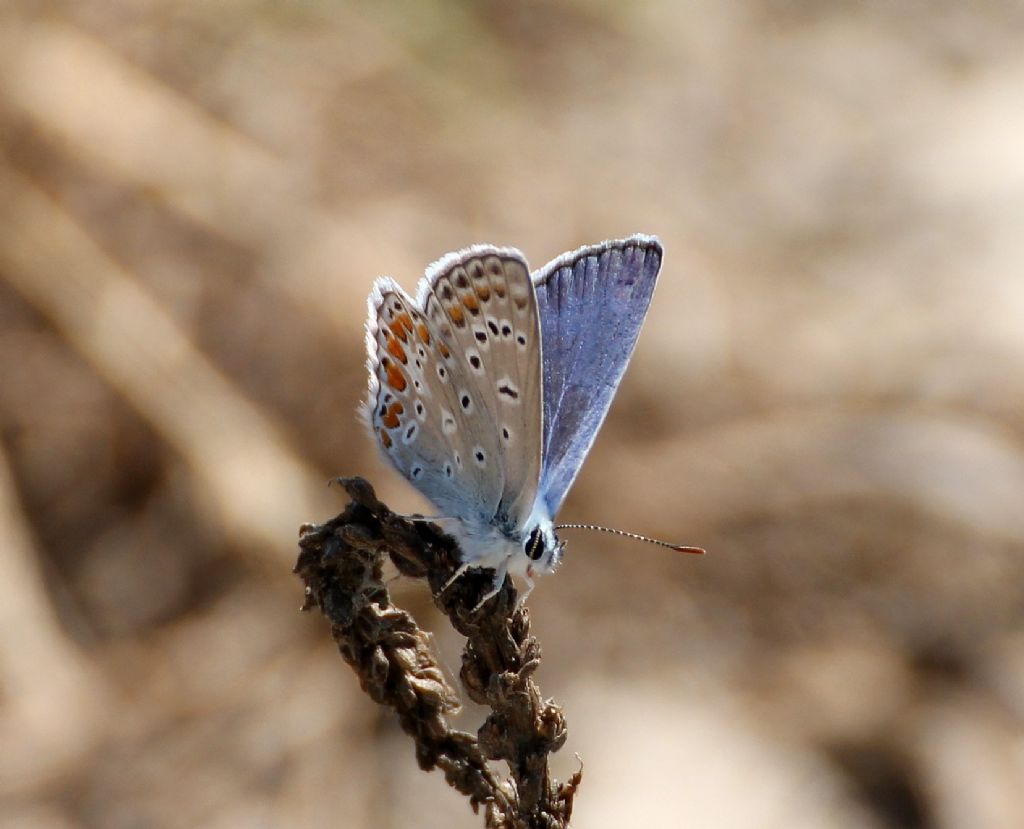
[363,234,701,605]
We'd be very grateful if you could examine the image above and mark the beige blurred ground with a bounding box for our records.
[2,1,1024,827]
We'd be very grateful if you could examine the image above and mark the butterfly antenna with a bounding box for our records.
[554,524,705,555]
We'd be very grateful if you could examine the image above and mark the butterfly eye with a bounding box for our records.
[525,527,546,561]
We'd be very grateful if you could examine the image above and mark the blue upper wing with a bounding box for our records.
[532,235,663,516]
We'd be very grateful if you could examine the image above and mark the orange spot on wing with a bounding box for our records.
[386,335,407,364]
[462,293,480,312]
[395,313,414,340]
[381,401,404,428]
[476,284,491,301]
[415,323,431,344]
[493,281,506,298]
[378,428,392,448]
[449,305,465,325]
[438,341,451,359]
[384,361,407,392]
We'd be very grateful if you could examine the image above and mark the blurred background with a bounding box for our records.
[2,2,1024,827]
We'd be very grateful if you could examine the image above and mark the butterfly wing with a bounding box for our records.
[364,279,485,521]
[532,235,663,516]
[365,247,543,533]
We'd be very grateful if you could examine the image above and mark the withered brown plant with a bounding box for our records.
[294,477,581,828]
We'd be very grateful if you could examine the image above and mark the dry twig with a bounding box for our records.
[295,477,581,828]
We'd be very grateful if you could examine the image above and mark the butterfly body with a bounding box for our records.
[436,499,559,587]
[363,235,663,600]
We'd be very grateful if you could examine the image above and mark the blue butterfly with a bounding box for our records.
[364,234,699,604]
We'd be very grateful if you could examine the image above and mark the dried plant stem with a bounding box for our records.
[294,478,580,828]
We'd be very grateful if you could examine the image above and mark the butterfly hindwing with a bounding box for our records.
[532,235,663,515]
[364,280,490,521]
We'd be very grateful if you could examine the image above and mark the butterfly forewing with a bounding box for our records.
[532,235,663,516]
[365,247,543,534]
[419,247,543,529]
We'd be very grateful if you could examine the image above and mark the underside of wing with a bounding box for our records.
[417,246,543,532]
[363,279,491,521]
[363,246,543,534]
[532,234,663,516]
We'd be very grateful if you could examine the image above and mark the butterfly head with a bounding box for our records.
[522,520,564,576]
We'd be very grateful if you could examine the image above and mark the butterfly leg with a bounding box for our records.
[438,561,472,596]
[469,558,510,613]
[517,571,535,606]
